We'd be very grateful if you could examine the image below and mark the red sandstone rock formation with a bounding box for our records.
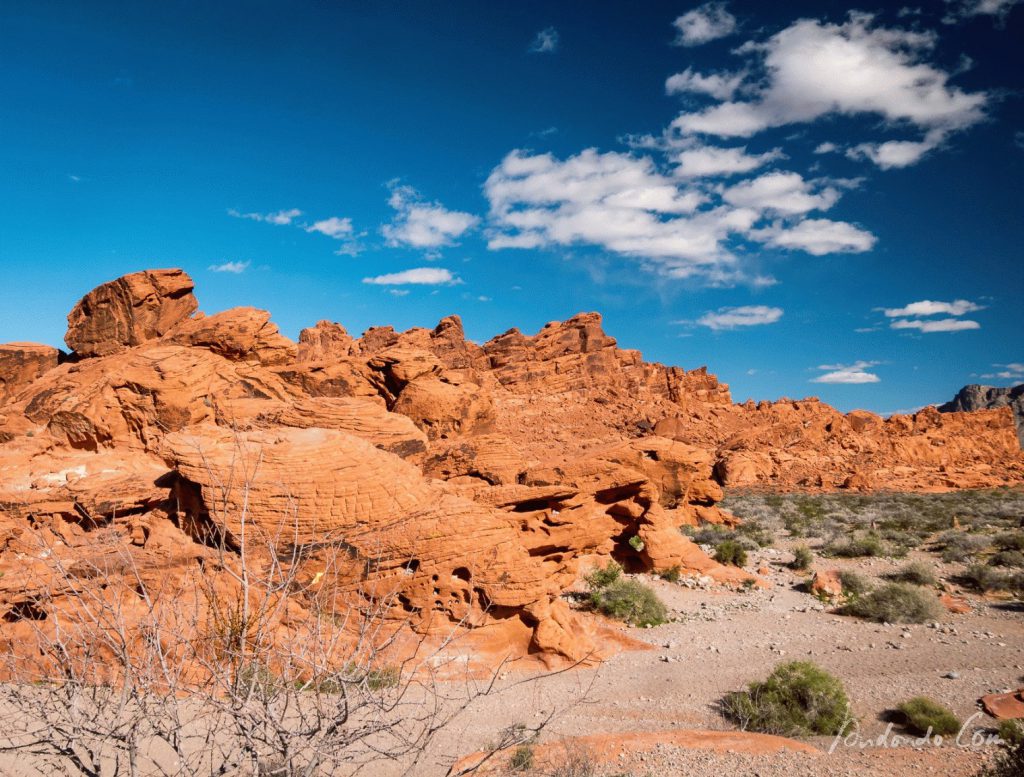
[1,268,1021,666]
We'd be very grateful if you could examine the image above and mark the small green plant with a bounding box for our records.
[628,534,645,552]
[841,582,943,624]
[936,532,990,563]
[837,570,872,598]
[589,578,668,627]
[990,550,1024,568]
[714,539,748,567]
[983,732,1024,777]
[998,719,1024,747]
[896,697,961,737]
[736,519,774,548]
[585,561,622,590]
[788,545,813,571]
[962,563,1024,593]
[825,533,885,558]
[656,565,682,583]
[885,561,937,586]
[509,744,535,772]
[721,661,850,736]
[994,532,1024,552]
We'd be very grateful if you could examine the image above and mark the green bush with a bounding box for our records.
[788,545,813,571]
[998,719,1024,747]
[982,733,1024,777]
[885,562,937,586]
[736,519,775,548]
[825,533,885,558]
[657,565,682,583]
[936,532,990,563]
[990,550,1024,568]
[837,570,872,598]
[589,578,667,627]
[584,561,622,590]
[841,583,943,624]
[721,661,850,736]
[509,744,535,772]
[628,534,645,552]
[714,539,748,567]
[896,697,961,737]
[994,532,1024,552]
[962,564,1024,593]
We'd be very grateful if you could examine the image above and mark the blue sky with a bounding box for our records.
[1,0,1021,413]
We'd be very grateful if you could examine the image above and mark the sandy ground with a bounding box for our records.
[420,541,1024,776]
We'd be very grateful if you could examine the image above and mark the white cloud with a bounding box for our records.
[529,26,559,53]
[388,289,410,297]
[722,171,840,215]
[813,142,839,154]
[882,299,983,317]
[208,260,251,274]
[751,218,877,255]
[665,68,745,100]
[673,144,782,178]
[228,208,302,225]
[305,216,353,239]
[671,13,987,168]
[944,0,1021,23]
[890,317,981,332]
[697,305,783,330]
[885,299,984,317]
[847,133,944,169]
[811,360,881,384]
[672,2,737,46]
[980,362,1024,380]
[362,267,461,286]
[484,148,875,282]
[382,183,478,251]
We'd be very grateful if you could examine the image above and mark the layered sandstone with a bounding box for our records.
[1,268,1021,667]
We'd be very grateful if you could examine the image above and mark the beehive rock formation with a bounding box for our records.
[1,268,1022,665]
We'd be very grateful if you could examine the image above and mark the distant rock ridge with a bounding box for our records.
[0,268,1021,666]
[939,383,1024,448]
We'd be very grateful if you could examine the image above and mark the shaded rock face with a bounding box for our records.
[1,268,1022,666]
[939,383,1024,448]
[0,343,60,405]
[65,268,198,357]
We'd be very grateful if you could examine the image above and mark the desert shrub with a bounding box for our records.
[627,534,645,552]
[588,578,667,627]
[841,583,943,624]
[736,519,774,548]
[684,524,729,546]
[508,744,535,772]
[994,532,1024,552]
[896,697,961,736]
[982,733,1024,777]
[714,540,748,567]
[998,719,1024,747]
[788,545,813,571]
[990,550,1024,568]
[721,661,850,737]
[657,565,682,583]
[961,564,1024,593]
[837,570,872,598]
[584,561,622,590]
[936,532,990,563]
[885,562,937,587]
[825,533,885,558]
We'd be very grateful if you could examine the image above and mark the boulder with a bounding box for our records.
[65,268,198,357]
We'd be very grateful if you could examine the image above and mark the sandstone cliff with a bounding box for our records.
[939,383,1024,448]
[0,269,1021,666]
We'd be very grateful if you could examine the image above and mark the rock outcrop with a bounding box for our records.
[1,268,1022,668]
[65,268,198,357]
[939,383,1024,448]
